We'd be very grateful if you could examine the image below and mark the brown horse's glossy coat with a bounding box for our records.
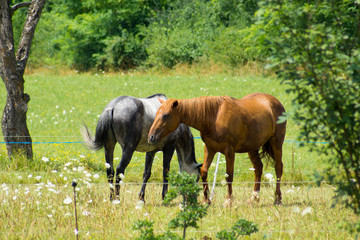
[148,93,286,205]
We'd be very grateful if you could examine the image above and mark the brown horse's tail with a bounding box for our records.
[260,141,275,166]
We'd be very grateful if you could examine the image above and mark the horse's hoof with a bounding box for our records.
[247,191,260,204]
[203,199,211,205]
[223,198,232,207]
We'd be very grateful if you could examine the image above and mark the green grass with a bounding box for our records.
[0,71,355,239]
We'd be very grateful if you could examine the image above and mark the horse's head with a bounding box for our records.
[148,98,181,144]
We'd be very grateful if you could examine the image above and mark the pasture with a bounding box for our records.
[0,70,358,239]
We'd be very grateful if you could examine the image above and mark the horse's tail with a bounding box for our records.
[260,141,275,166]
[81,108,113,151]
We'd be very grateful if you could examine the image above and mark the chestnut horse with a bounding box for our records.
[148,93,286,205]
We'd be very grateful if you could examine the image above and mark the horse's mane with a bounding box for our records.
[147,93,166,99]
[178,96,231,126]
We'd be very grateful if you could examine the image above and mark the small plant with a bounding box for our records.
[164,171,208,239]
[133,171,207,239]
[132,220,181,240]
[216,218,258,239]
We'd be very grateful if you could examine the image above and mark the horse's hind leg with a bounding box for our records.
[105,140,116,201]
[248,150,263,203]
[269,138,284,205]
[115,147,135,199]
[162,145,175,200]
[139,151,156,202]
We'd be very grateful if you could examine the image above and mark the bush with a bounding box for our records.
[258,0,360,215]
[94,30,147,71]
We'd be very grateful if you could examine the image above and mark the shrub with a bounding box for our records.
[258,0,360,216]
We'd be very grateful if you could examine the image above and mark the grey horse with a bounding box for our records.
[81,94,201,202]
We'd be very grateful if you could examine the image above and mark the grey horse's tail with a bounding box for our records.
[81,108,113,151]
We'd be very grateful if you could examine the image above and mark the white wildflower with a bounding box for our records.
[135,200,145,210]
[82,210,91,216]
[42,157,49,163]
[35,176,41,181]
[119,173,125,180]
[64,213,72,217]
[112,200,121,205]
[1,183,9,191]
[293,206,300,213]
[224,173,229,178]
[249,168,255,171]
[264,173,274,181]
[93,173,100,180]
[105,163,111,169]
[63,197,73,205]
[301,207,312,216]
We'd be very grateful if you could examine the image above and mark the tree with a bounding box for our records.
[0,0,45,159]
[258,0,360,214]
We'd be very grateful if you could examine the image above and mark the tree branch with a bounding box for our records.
[11,2,32,16]
[16,0,46,75]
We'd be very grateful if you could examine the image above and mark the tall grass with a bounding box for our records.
[0,70,349,239]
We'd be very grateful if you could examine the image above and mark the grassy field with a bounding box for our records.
[0,69,358,239]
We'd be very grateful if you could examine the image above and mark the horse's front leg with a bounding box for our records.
[139,151,156,202]
[223,151,235,207]
[161,145,175,200]
[201,145,215,204]
[248,150,263,203]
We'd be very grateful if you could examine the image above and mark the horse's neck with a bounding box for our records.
[178,97,220,132]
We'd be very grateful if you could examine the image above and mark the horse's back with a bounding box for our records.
[239,93,286,144]
[214,93,286,152]
[239,93,285,115]
[109,95,168,152]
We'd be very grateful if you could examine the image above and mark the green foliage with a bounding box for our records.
[133,171,208,239]
[10,0,268,70]
[132,220,182,240]
[216,218,259,239]
[164,171,208,239]
[209,25,269,67]
[258,0,360,214]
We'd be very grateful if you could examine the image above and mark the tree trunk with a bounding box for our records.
[0,0,45,159]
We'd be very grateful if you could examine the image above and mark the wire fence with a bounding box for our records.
[0,135,330,144]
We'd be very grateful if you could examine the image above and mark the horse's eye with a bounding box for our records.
[162,114,169,120]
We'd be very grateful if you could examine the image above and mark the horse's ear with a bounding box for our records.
[158,97,165,104]
[172,100,178,108]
